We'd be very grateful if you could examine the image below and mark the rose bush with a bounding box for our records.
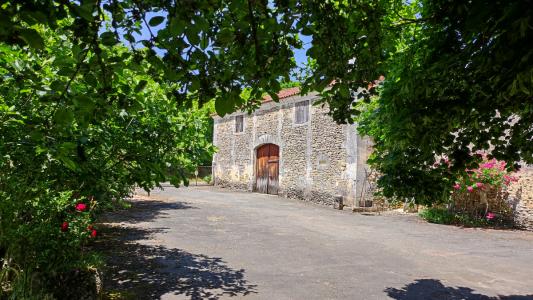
[0,23,213,297]
[450,157,518,224]
[421,155,519,227]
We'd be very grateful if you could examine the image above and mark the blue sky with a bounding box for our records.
[130,14,312,70]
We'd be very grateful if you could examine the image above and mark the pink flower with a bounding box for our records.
[467,186,474,193]
[503,175,518,185]
[486,212,495,220]
[90,229,97,238]
[61,221,69,232]
[453,183,461,190]
[75,203,87,212]
[481,160,496,169]
[475,182,483,188]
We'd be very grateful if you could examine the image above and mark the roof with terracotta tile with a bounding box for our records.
[262,86,301,103]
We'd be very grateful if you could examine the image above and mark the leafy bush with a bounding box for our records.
[420,156,518,228]
[419,207,489,227]
[419,208,458,225]
[450,157,517,222]
[0,24,213,297]
[203,175,213,184]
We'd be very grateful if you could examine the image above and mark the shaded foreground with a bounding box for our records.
[96,186,533,299]
[94,197,256,299]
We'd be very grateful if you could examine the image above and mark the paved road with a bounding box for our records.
[99,186,533,300]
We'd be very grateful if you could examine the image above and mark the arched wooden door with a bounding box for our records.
[255,144,279,195]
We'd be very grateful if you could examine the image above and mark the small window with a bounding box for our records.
[294,100,309,124]
[235,115,244,133]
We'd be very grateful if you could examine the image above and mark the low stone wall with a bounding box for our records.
[508,166,533,230]
[215,179,249,191]
[281,187,337,207]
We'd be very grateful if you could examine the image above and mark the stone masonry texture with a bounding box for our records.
[212,93,370,207]
[212,94,533,230]
[508,166,533,230]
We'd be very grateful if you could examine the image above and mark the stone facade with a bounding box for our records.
[212,90,533,229]
[508,166,533,230]
[212,92,372,207]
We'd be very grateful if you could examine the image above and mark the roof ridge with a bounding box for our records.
[262,86,301,102]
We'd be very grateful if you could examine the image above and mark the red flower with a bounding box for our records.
[87,225,93,231]
[90,229,97,238]
[75,203,87,212]
[61,221,69,232]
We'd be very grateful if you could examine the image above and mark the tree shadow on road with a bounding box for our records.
[95,226,257,300]
[100,199,197,224]
[385,279,533,300]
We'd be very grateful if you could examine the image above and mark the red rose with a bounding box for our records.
[75,203,87,212]
[90,229,97,238]
[61,221,69,232]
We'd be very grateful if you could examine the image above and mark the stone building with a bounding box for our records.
[212,87,533,230]
[212,87,374,207]
[509,166,533,230]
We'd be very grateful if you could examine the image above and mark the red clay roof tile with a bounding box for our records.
[262,86,301,103]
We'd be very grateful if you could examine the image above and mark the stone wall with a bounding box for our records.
[309,103,349,205]
[279,99,310,200]
[508,166,533,230]
[212,114,252,190]
[213,93,359,207]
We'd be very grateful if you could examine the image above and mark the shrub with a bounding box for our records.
[0,25,214,297]
[419,207,491,227]
[419,157,519,228]
[450,158,517,222]
[419,207,456,224]
[0,191,100,298]
[203,175,213,184]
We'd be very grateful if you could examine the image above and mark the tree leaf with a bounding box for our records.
[185,27,200,45]
[18,29,44,49]
[217,28,233,44]
[59,156,78,171]
[134,80,148,93]
[215,97,233,117]
[149,16,165,27]
[169,19,186,36]
[100,31,117,46]
[200,34,209,49]
[73,3,94,21]
[54,108,74,125]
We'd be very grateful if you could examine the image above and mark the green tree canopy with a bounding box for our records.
[0,19,213,296]
[353,0,532,203]
[1,0,531,200]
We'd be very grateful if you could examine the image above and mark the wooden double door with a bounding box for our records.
[254,144,279,195]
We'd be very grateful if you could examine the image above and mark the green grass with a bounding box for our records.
[419,207,489,227]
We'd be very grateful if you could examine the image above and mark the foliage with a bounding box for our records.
[450,157,517,222]
[2,0,529,205]
[0,0,304,116]
[419,208,456,225]
[419,207,489,227]
[0,23,213,296]
[203,175,213,184]
[351,0,533,204]
[420,157,519,228]
[0,0,531,294]
[453,158,518,193]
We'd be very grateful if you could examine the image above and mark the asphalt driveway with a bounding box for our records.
[98,186,533,300]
